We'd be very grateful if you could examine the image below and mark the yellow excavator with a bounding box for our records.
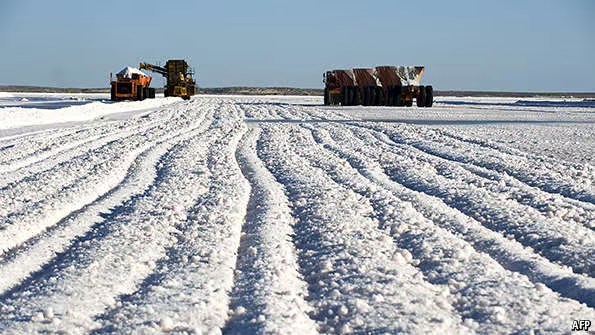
[140,60,196,100]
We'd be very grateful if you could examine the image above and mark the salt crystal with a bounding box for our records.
[31,312,44,322]
[340,324,352,334]
[43,307,54,319]
[248,246,258,256]
[160,317,174,331]
[338,305,349,316]
[330,289,341,299]
[534,283,548,292]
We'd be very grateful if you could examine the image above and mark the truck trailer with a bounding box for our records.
[323,70,357,106]
[323,65,433,107]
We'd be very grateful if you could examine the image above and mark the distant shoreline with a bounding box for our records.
[1,85,594,98]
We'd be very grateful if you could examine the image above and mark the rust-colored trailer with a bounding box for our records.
[323,65,433,107]
[353,68,383,106]
[391,66,432,107]
[374,66,403,106]
[323,70,357,106]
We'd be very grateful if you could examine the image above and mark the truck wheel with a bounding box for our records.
[417,85,426,107]
[385,88,395,106]
[376,87,383,106]
[392,87,400,106]
[137,87,144,101]
[425,86,433,107]
[324,88,329,105]
[110,85,116,101]
[373,87,380,105]
[361,88,368,106]
[345,87,353,106]
[347,87,353,106]
[343,87,350,106]
[354,88,361,105]
[390,87,399,106]
[405,100,413,107]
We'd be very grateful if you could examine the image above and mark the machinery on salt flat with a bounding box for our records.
[323,66,433,107]
[322,70,357,106]
[140,60,196,100]
[110,67,156,101]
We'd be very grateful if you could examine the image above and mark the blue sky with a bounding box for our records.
[0,0,593,91]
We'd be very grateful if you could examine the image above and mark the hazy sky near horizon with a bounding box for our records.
[0,0,593,91]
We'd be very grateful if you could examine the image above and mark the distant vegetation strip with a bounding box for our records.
[1,85,594,98]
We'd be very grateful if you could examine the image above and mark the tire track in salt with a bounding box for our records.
[223,128,318,335]
[256,125,469,334]
[0,106,177,176]
[0,127,109,168]
[246,102,595,241]
[0,102,185,188]
[373,122,594,204]
[302,123,595,321]
[0,125,89,145]
[378,123,595,214]
[0,107,212,295]
[0,100,222,333]
[0,113,150,164]
[0,116,154,168]
[242,102,594,246]
[0,103,206,255]
[0,113,173,210]
[294,103,595,229]
[92,102,250,334]
[335,123,595,276]
[312,122,595,302]
[355,123,595,232]
[280,103,594,221]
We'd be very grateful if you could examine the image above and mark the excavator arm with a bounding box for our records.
[139,62,168,78]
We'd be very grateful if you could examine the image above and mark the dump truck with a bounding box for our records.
[323,65,433,107]
[140,60,196,100]
[110,67,156,101]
